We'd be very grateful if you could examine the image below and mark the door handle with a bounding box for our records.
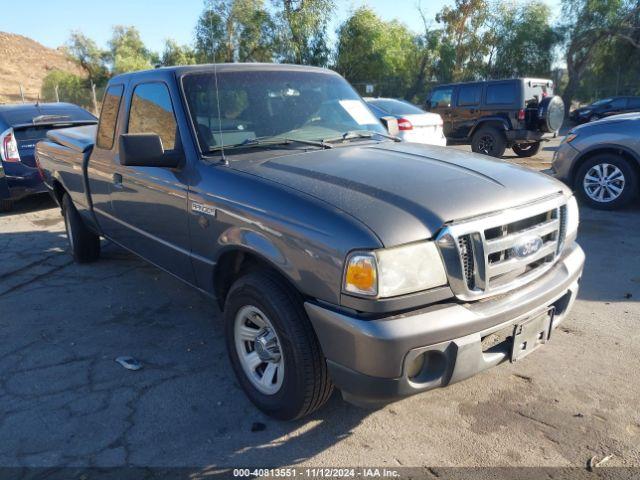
[112,173,123,189]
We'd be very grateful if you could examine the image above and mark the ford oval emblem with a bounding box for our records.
[512,236,543,258]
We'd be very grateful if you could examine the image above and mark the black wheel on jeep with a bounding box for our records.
[575,154,638,210]
[62,193,101,262]
[512,142,541,158]
[471,127,507,158]
[224,270,333,420]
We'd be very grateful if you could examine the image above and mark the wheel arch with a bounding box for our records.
[570,144,640,184]
[213,244,301,312]
[468,118,510,139]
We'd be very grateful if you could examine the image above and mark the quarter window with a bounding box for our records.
[128,82,178,150]
[96,84,123,150]
[486,83,517,105]
[458,85,481,106]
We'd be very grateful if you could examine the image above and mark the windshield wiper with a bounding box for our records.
[207,136,332,152]
[323,130,401,144]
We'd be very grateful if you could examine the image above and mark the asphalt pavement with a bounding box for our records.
[0,142,638,471]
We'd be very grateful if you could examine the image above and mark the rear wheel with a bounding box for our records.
[575,154,638,210]
[0,199,13,213]
[224,270,333,420]
[471,127,506,158]
[62,194,101,262]
[512,142,541,157]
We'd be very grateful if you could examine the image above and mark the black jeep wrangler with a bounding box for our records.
[426,78,564,158]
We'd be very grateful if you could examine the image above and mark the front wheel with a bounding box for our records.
[575,154,638,210]
[224,270,333,420]
[62,194,101,262]
[512,142,541,158]
[471,127,506,158]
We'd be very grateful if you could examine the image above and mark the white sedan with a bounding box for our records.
[365,97,447,146]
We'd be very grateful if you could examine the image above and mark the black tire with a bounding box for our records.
[0,199,13,213]
[575,154,638,210]
[224,270,333,420]
[62,194,100,262]
[512,142,541,158]
[471,127,507,158]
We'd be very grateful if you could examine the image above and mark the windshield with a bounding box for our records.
[591,98,612,106]
[368,99,424,116]
[182,69,386,152]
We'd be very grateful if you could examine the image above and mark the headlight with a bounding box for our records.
[343,241,447,298]
[581,109,591,115]
[562,132,577,144]
[566,195,579,237]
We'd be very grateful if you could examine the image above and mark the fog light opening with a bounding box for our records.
[407,350,448,384]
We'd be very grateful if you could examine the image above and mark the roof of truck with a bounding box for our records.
[110,63,337,83]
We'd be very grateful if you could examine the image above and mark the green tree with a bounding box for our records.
[194,0,275,63]
[161,39,197,66]
[560,0,640,111]
[334,7,417,96]
[486,2,558,79]
[108,26,154,74]
[65,31,109,87]
[41,70,93,109]
[435,0,491,81]
[273,0,335,66]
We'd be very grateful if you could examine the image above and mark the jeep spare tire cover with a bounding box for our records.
[538,95,564,133]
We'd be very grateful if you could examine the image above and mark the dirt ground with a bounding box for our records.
[0,140,638,472]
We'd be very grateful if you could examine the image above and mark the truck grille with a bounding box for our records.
[436,195,568,301]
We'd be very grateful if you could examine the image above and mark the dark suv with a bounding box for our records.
[570,96,640,124]
[426,78,564,158]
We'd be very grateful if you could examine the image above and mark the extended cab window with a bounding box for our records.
[430,88,453,108]
[457,85,481,106]
[96,84,124,150]
[128,82,178,150]
[486,83,517,105]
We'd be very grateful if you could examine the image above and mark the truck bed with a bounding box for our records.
[36,125,97,211]
[46,125,97,153]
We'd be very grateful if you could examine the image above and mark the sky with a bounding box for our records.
[0,0,562,54]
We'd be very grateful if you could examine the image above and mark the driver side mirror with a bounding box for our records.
[380,116,400,137]
[119,133,180,168]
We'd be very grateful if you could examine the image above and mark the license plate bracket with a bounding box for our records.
[510,307,555,362]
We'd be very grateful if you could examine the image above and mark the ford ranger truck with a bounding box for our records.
[35,64,584,420]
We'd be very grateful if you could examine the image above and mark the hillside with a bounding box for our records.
[0,32,85,103]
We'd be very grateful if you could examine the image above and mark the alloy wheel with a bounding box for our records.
[583,163,626,203]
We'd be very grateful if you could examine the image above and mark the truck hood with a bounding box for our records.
[228,142,569,247]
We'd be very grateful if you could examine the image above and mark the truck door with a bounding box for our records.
[87,84,125,235]
[109,80,195,283]
[451,83,482,139]
[428,87,454,137]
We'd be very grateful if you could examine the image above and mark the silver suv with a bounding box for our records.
[553,113,640,209]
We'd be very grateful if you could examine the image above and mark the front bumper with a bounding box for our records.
[305,243,584,405]
[552,142,581,183]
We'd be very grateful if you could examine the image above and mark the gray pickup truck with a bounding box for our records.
[35,64,584,420]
